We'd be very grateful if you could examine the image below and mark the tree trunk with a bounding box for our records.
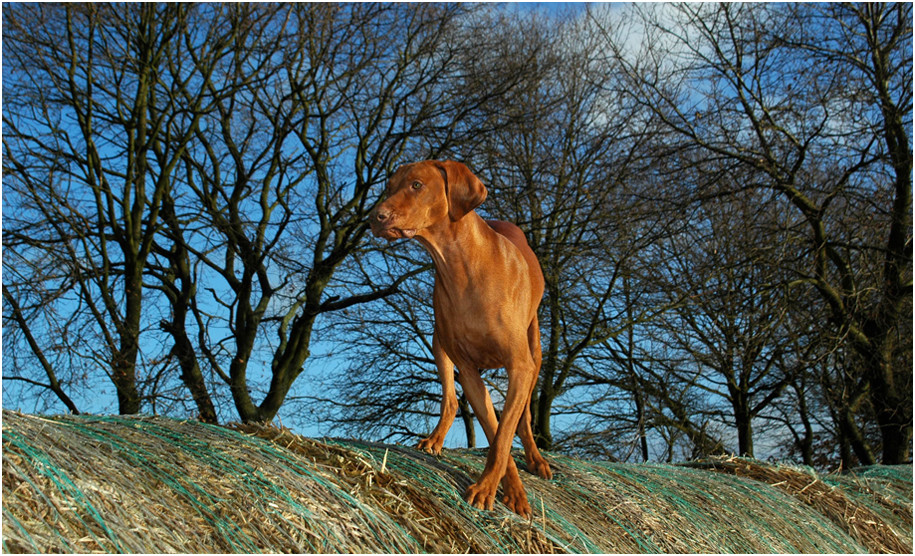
[114,263,144,415]
[867,354,912,464]
[734,403,754,458]
[795,381,814,466]
[459,393,475,448]
[837,404,877,466]
[534,388,554,451]
[159,198,219,424]
[855,2,912,465]
[632,380,650,462]
[173,333,218,424]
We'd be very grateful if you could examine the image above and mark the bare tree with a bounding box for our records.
[3,3,533,424]
[642,188,799,457]
[3,3,221,414]
[610,2,911,463]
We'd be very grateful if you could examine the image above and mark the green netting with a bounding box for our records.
[2,413,422,553]
[823,464,914,544]
[2,410,911,554]
[681,457,912,553]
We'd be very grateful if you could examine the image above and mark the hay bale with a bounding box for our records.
[824,464,913,544]
[2,411,911,553]
[684,458,912,554]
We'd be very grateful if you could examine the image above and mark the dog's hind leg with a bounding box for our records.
[516,315,552,479]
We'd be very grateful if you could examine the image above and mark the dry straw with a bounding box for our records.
[2,410,911,553]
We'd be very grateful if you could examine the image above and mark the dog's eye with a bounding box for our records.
[411,181,423,190]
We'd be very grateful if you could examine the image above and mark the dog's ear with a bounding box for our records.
[437,160,487,221]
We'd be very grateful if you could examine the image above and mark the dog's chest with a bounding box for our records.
[432,280,521,369]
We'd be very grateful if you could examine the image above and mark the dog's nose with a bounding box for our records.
[373,207,392,224]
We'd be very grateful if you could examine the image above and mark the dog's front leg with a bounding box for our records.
[464,360,535,517]
[417,332,457,455]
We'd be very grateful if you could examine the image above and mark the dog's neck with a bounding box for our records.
[415,212,495,291]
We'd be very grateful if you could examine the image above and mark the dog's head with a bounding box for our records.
[370,160,487,240]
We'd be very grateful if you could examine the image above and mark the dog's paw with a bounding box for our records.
[464,481,496,511]
[416,436,444,455]
[528,456,552,480]
[502,486,532,518]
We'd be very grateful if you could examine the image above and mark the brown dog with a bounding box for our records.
[369,160,551,517]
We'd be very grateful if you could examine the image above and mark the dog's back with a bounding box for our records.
[486,219,545,301]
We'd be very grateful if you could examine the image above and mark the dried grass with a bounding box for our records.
[684,457,912,554]
[2,411,911,554]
